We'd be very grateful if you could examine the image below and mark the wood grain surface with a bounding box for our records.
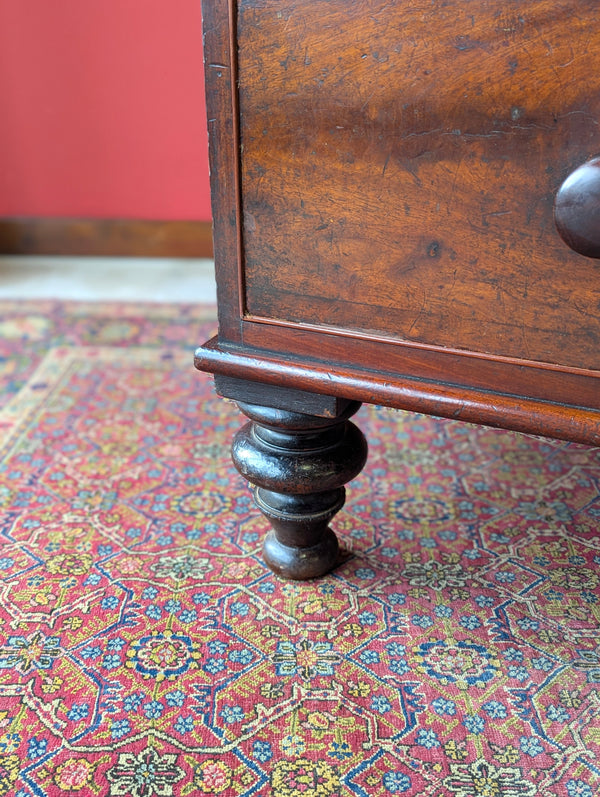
[237,0,600,370]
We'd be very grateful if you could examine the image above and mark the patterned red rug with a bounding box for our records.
[1,300,599,797]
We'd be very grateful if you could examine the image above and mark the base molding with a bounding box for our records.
[0,218,213,258]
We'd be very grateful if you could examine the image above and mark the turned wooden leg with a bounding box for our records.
[229,397,368,580]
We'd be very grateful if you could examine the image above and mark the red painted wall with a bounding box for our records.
[0,1,211,220]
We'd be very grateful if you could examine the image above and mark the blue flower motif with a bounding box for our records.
[412,614,433,628]
[416,728,440,748]
[463,714,485,734]
[547,704,570,722]
[143,700,164,719]
[67,703,89,721]
[432,697,456,716]
[258,582,275,594]
[102,653,121,670]
[387,592,406,606]
[166,690,186,707]
[503,648,524,662]
[482,701,507,718]
[387,656,409,676]
[517,617,540,631]
[203,658,226,674]
[27,737,47,759]
[383,771,411,793]
[164,599,182,614]
[359,649,380,664]
[142,586,159,600]
[253,740,273,762]
[531,657,553,672]
[475,595,494,608]
[230,601,249,617]
[370,695,391,714]
[101,595,119,610]
[329,741,352,760]
[439,530,457,540]
[106,637,126,651]
[80,645,101,660]
[0,558,14,570]
[459,615,481,630]
[123,692,143,711]
[520,735,544,756]
[435,605,453,618]
[111,719,131,739]
[174,715,195,734]
[507,665,528,682]
[358,611,377,626]
[146,604,162,619]
[566,780,593,797]
[229,649,253,664]
[386,642,406,656]
[179,609,198,623]
[495,571,516,584]
[208,640,227,654]
[220,705,244,724]
[355,568,376,579]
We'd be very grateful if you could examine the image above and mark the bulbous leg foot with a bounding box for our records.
[231,400,368,579]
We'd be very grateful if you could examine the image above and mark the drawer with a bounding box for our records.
[236,0,600,371]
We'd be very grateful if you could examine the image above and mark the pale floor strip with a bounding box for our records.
[0,256,217,303]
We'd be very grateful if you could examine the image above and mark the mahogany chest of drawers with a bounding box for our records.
[195,0,600,578]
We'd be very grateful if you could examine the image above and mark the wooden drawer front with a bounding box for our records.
[238,0,600,372]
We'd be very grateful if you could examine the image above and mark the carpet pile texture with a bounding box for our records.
[0,300,599,797]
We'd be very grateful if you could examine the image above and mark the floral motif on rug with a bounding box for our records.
[0,301,599,796]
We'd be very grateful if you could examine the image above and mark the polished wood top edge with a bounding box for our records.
[243,313,600,380]
[195,337,600,447]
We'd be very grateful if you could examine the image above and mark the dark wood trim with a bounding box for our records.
[0,218,213,258]
[195,336,600,447]
[237,317,600,410]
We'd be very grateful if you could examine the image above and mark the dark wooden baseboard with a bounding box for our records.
[0,218,213,258]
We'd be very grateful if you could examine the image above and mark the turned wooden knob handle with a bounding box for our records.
[554,157,600,258]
